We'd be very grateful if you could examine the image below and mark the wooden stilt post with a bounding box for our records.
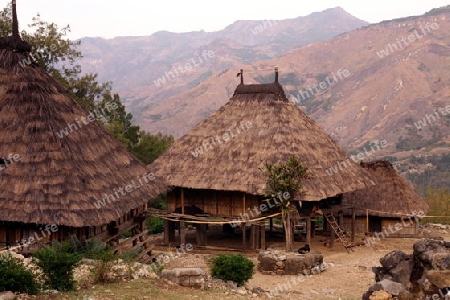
[351,207,356,242]
[180,188,186,245]
[306,217,311,245]
[251,224,256,250]
[311,218,316,238]
[260,224,265,250]
[196,223,207,246]
[366,209,369,233]
[270,218,273,232]
[164,220,173,244]
[242,223,246,251]
[330,220,335,248]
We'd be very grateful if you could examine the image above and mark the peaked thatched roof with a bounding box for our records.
[342,160,429,217]
[0,4,167,227]
[152,71,375,201]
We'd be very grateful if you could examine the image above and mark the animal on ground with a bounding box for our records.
[298,243,310,254]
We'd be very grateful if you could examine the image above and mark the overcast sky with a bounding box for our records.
[3,0,450,39]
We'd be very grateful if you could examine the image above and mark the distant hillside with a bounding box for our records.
[77,7,368,123]
[135,6,450,192]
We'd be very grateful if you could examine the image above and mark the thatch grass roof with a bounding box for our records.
[152,73,375,201]
[342,160,429,217]
[0,22,167,227]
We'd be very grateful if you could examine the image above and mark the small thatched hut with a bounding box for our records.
[342,160,429,237]
[152,68,375,250]
[0,1,167,252]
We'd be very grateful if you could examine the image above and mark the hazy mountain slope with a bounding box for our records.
[77,7,368,124]
[142,6,450,156]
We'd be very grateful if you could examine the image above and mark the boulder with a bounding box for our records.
[0,292,15,300]
[426,270,450,289]
[284,253,323,275]
[432,253,450,270]
[161,267,206,289]
[369,279,406,296]
[390,258,414,287]
[369,290,393,300]
[380,250,408,269]
[259,255,277,272]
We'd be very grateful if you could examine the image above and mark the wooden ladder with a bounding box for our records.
[324,213,354,253]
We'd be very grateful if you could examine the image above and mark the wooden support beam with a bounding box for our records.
[180,220,186,245]
[311,218,316,238]
[251,224,256,250]
[351,207,356,242]
[330,221,335,248]
[306,217,311,245]
[260,224,265,250]
[242,223,246,252]
[196,223,207,246]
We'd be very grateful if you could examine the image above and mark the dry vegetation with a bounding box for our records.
[14,226,449,300]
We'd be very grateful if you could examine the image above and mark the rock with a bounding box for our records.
[235,287,247,295]
[397,290,414,300]
[426,270,450,288]
[369,279,406,296]
[369,290,392,300]
[160,267,206,289]
[259,256,276,272]
[284,253,323,275]
[0,292,15,300]
[390,257,414,287]
[380,250,408,269]
[432,253,450,270]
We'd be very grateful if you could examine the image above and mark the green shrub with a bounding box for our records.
[32,241,83,291]
[90,250,119,284]
[147,217,164,235]
[211,254,254,286]
[0,253,39,294]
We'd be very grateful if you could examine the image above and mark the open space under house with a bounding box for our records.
[0,2,167,256]
[152,68,379,252]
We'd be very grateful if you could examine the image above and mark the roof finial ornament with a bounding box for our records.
[236,69,243,84]
[12,0,19,37]
[275,67,279,83]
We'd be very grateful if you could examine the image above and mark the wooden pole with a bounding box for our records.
[306,217,311,245]
[251,224,256,250]
[242,223,246,251]
[180,188,185,245]
[366,209,369,233]
[351,207,356,242]
[260,224,265,250]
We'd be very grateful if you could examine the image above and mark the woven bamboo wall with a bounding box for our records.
[167,188,264,217]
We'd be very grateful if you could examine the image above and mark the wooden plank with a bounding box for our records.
[91,216,143,243]
[126,236,155,253]
[113,230,148,250]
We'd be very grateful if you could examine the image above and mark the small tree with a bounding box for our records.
[263,156,309,252]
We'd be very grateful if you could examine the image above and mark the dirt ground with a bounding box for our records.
[155,224,450,299]
[17,225,449,300]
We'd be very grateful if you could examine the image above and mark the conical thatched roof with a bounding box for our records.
[342,160,429,217]
[0,3,167,227]
[153,71,375,201]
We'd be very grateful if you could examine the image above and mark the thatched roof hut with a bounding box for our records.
[153,70,374,201]
[0,2,166,235]
[343,160,429,217]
